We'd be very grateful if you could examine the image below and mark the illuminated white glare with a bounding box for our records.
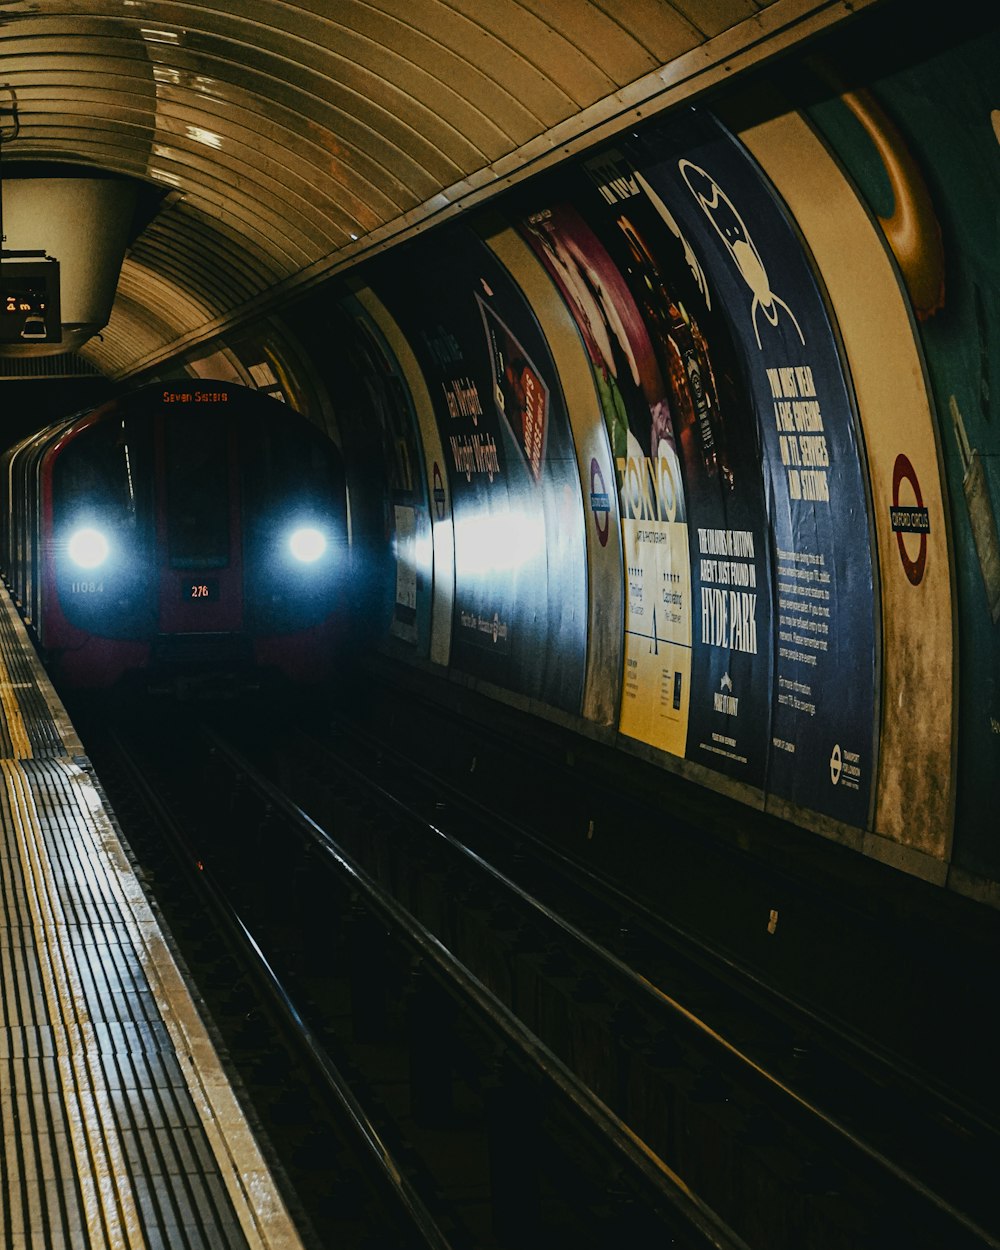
[141,27,181,44]
[289,527,326,563]
[186,125,222,150]
[68,527,110,570]
[413,534,433,571]
[454,510,542,575]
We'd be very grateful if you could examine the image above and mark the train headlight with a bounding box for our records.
[68,527,110,569]
[288,526,327,564]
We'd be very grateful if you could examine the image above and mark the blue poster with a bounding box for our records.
[631,109,877,825]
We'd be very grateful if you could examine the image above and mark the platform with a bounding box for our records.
[0,586,306,1250]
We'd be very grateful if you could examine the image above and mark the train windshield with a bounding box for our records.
[164,413,230,568]
[240,409,346,631]
[244,424,340,504]
[55,419,143,525]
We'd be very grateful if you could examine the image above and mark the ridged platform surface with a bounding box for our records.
[0,588,305,1250]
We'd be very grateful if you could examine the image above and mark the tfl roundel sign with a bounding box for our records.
[890,453,930,586]
[590,458,611,548]
[432,461,446,521]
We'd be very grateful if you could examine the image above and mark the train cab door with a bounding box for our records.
[154,409,244,635]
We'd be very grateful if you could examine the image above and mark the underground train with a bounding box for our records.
[0,380,349,692]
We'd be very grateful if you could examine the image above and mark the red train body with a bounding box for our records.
[1,381,349,692]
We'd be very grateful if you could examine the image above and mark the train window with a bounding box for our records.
[54,419,141,523]
[165,413,230,569]
[242,417,341,510]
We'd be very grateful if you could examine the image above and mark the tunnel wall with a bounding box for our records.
[157,22,999,906]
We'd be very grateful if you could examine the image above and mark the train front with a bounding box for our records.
[46,382,347,693]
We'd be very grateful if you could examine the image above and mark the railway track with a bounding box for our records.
[218,701,999,1250]
[74,698,750,1250]
[68,683,1000,1249]
[77,715,452,1250]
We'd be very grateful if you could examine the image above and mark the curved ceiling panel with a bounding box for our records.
[0,0,877,376]
[86,289,184,375]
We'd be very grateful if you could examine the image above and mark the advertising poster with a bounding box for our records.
[536,149,775,787]
[482,222,626,731]
[725,85,952,868]
[804,26,1000,873]
[338,298,431,651]
[519,202,692,757]
[352,284,458,670]
[630,108,877,827]
[366,226,587,714]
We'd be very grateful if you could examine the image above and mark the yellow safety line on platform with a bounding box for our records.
[0,649,32,759]
[3,759,145,1249]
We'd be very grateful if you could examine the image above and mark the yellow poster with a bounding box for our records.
[618,434,691,755]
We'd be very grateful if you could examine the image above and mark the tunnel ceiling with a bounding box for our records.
[0,0,876,378]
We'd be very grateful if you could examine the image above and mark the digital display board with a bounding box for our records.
[1,256,61,344]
